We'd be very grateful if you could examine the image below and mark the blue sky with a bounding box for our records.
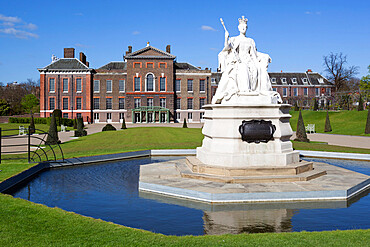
[0,0,369,84]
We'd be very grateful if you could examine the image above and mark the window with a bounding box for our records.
[94,80,100,92]
[76,78,82,92]
[176,98,181,109]
[94,113,99,121]
[211,78,216,83]
[272,87,277,92]
[304,88,308,96]
[176,112,180,120]
[293,88,298,96]
[292,78,297,84]
[106,80,112,92]
[134,77,140,91]
[281,78,287,84]
[146,63,154,68]
[327,88,331,95]
[175,79,181,92]
[160,98,166,108]
[49,98,55,110]
[120,113,124,120]
[62,98,68,110]
[134,98,141,108]
[160,77,166,91]
[315,88,320,96]
[106,98,112,109]
[76,113,82,119]
[283,88,287,97]
[93,98,100,110]
[76,98,82,110]
[199,98,205,108]
[187,79,193,92]
[159,62,166,68]
[147,98,153,107]
[318,78,324,84]
[63,78,68,92]
[134,62,141,68]
[200,112,204,119]
[188,112,192,120]
[119,80,125,92]
[49,78,55,92]
[271,78,276,83]
[199,79,205,92]
[63,113,68,119]
[187,98,193,109]
[119,98,125,109]
[302,78,308,84]
[146,74,154,91]
[107,113,112,120]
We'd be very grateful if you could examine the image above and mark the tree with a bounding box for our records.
[357,94,364,111]
[324,111,332,132]
[29,111,35,135]
[294,101,299,111]
[21,94,39,113]
[313,98,319,111]
[323,52,359,92]
[365,109,370,134]
[360,65,370,100]
[0,99,11,116]
[182,118,188,128]
[46,114,59,145]
[121,117,127,129]
[74,118,87,137]
[294,110,309,142]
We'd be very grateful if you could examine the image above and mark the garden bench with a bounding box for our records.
[19,126,26,135]
[61,124,66,132]
[305,124,315,134]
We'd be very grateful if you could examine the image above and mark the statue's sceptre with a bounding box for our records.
[220,18,241,63]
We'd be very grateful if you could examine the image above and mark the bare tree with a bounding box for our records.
[323,53,359,92]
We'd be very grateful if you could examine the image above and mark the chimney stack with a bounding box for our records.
[64,48,75,58]
[166,45,171,53]
[79,52,87,65]
[86,61,90,67]
[307,69,312,73]
[128,46,132,53]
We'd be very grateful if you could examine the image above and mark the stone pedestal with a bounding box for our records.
[196,103,299,168]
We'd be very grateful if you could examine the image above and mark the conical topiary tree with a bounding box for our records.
[121,117,127,129]
[324,110,332,132]
[182,118,188,128]
[74,118,87,137]
[73,118,77,129]
[294,110,309,142]
[46,114,59,145]
[357,94,364,111]
[313,98,319,111]
[29,111,35,135]
[294,101,299,111]
[365,109,370,134]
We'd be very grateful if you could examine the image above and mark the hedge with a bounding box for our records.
[9,117,74,127]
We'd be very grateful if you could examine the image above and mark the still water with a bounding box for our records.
[9,157,370,236]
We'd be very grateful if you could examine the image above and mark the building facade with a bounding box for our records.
[39,45,334,123]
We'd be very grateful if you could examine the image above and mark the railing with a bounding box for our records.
[0,127,64,164]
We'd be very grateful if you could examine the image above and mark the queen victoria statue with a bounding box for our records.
[212,16,281,104]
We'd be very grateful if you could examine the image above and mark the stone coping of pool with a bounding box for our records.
[0,149,369,194]
[139,158,370,203]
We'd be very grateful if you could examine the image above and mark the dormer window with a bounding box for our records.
[292,78,297,84]
[302,78,308,84]
[281,78,287,84]
[271,78,276,83]
[318,78,324,84]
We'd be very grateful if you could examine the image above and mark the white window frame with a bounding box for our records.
[49,78,55,93]
[63,78,69,93]
[134,98,141,108]
[271,78,276,84]
[76,78,82,93]
[315,88,320,97]
[145,73,155,92]
[304,87,308,96]
[293,88,298,96]
[107,113,112,123]
[62,98,68,110]
[187,79,193,92]
[199,79,205,93]
[119,98,125,109]
[302,78,308,85]
[176,98,181,109]
[283,88,287,97]
[160,77,166,92]
[147,98,153,107]
[94,80,100,93]
[187,98,193,109]
[175,79,181,92]
[119,80,125,92]
[134,77,140,92]
[281,78,287,84]
[93,98,100,110]
[292,78,297,84]
[106,80,112,93]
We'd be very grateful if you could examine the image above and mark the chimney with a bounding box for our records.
[307,69,312,73]
[86,61,90,67]
[128,46,132,53]
[79,52,87,65]
[64,48,75,58]
[166,45,171,53]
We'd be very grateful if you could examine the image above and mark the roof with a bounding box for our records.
[268,72,333,86]
[125,46,176,59]
[98,62,127,70]
[39,58,90,70]
[174,62,200,70]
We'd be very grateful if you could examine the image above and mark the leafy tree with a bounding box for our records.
[360,65,370,100]
[0,99,11,116]
[21,94,39,113]
[182,118,188,128]
[324,111,332,132]
[365,109,370,134]
[46,114,60,145]
[121,117,127,129]
[323,53,359,91]
[357,94,364,111]
[294,110,309,142]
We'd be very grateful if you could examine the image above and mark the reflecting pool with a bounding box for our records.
[8,157,370,236]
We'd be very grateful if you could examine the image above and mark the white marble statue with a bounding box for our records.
[212,16,281,104]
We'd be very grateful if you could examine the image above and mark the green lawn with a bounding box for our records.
[0,123,73,136]
[1,126,370,246]
[290,110,369,136]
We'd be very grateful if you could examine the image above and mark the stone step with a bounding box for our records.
[185,156,313,176]
[178,164,327,183]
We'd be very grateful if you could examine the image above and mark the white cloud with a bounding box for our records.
[209,47,218,51]
[0,14,38,39]
[0,14,21,23]
[0,28,38,39]
[201,25,216,31]
[132,31,140,35]
[305,11,321,15]
[74,13,83,16]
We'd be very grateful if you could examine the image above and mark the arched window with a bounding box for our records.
[146,74,154,91]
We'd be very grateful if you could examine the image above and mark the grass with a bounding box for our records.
[290,110,369,136]
[0,123,73,136]
[0,193,369,246]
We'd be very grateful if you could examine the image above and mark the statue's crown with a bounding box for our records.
[238,16,248,24]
